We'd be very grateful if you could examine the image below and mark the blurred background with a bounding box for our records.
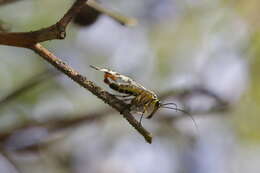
[0,0,259,172]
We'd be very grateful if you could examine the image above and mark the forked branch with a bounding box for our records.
[0,0,152,143]
[0,0,87,47]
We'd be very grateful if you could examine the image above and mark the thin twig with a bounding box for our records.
[0,0,152,143]
[31,43,152,143]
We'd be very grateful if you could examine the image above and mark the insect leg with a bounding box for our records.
[139,104,148,126]
[104,77,111,85]
[139,111,145,127]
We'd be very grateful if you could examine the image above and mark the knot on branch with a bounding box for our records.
[55,23,66,39]
[0,0,153,144]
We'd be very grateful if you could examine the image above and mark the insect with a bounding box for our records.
[90,65,197,128]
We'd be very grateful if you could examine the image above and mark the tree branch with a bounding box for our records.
[0,0,152,143]
[31,43,152,143]
[0,0,87,47]
[0,0,21,5]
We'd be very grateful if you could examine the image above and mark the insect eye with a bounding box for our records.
[155,100,160,107]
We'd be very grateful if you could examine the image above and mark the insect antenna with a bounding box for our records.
[161,104,199,132]
[161,102,178,109]
[161,102,178,106]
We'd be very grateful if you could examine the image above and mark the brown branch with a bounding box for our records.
[0,0,87,47]
[0,0,152,143]
[0,0,21,5]
[31,43,152,143]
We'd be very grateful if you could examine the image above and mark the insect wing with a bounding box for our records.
[90,65,119,76]
[90,65,143,86]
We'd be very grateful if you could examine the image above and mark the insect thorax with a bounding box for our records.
[130,90,159,114]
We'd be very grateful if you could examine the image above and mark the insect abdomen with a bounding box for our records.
[108,83,135,95]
